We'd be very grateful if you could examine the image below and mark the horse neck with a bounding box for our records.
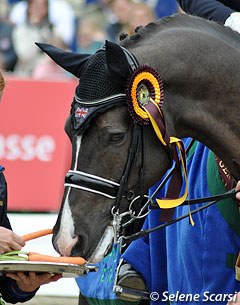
[127,23,240,180]
[163,94,240,181]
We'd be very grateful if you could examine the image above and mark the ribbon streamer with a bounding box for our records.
[126,65,194,225]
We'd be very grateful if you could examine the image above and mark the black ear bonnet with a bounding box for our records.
[35,41,142,133]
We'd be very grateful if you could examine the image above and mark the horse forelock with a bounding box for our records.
[76,50,125,101]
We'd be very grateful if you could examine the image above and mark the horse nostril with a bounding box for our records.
[71,234,88,257]
[62,236,78,257]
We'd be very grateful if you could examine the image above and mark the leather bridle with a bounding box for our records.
[63,47,239,246]
[64,124,144,202]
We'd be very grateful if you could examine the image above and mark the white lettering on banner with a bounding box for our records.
[0,134,55,161]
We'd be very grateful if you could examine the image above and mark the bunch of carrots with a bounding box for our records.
[0,229,86,265]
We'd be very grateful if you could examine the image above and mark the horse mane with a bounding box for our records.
[120,13,240,49]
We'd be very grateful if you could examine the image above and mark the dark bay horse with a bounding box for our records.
[37,13,240,263]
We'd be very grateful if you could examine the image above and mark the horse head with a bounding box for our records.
[36,41,171,262]
[36,13,240,263]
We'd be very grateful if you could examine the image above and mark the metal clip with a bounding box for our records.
[111,207,122,244]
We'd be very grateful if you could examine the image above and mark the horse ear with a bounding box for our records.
[35,42,91,78]
[105,40,131,87]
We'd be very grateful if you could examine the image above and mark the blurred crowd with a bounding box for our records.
[0,0,179,79]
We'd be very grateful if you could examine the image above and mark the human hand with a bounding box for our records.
[236,181,240,201]
[225,182,240,305]
[224,12,240,34]
[6,272,62,292]
[0,70,5,92]
[0,227,25,254]
[227,291,240,304]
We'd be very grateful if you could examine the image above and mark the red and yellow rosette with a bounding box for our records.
[126,65,164,125]
[126,65,193,225]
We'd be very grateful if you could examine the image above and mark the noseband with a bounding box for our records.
[65,170,120,199]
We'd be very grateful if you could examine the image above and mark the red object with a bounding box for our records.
[0,76,76,212]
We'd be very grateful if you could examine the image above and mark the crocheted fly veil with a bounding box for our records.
[73,49,130,132]
[76,50,125,101]
[35,41,131,132]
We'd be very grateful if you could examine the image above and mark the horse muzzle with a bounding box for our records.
[87,225,114,263]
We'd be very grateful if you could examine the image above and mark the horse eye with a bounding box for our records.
[109,133,125,144]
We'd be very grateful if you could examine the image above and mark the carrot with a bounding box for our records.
[22,229,53,242]
[28,252,86,265]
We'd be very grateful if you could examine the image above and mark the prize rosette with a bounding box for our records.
[126,65,164,125]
